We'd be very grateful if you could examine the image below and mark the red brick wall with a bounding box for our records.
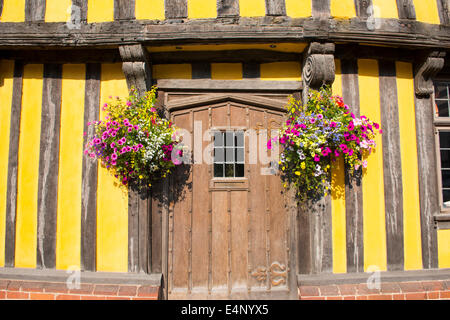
[299,280,450,300]
[0,279,160,300]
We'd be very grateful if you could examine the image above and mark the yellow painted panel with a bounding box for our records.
[148,43,308,53]
[152,64,192,79]
[87,0,114,23]
[135,0,165,20]
[211,63,243,80]
[240,0,266,17]
[358,59,387,272]
[372,0,399,19]
[15,64,44,269]
[0,60,14,267]
[56,64,86,270]
[97,63,128,272]
[413,0,440,24]
[0,0,26,22]
[260,62,302,81]
[45,0,72,22]
[331,59,347,274]
[437,229,450,269]
[188,0,217,19]
[396,61,422,270]
[330,0,356,18]
[285,0,311,18]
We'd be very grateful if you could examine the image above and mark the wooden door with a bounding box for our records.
[165,93,297,299]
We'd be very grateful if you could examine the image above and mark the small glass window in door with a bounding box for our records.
[213,131,244,178]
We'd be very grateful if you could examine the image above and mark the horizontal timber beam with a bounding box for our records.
[0,18,449,50]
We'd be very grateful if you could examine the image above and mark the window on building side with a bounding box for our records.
[213,131,245,178]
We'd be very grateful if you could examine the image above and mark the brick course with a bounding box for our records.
[299,280,450,300]
[0,279,160,300]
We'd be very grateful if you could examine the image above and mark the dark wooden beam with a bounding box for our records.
[0,49,121,64]
[0,0,4,19]
[436,0,450,25]
[114,0,135,20]
[242,62,260,79]
[265,0,286,16]
[379,60,405,272]
[192,62,212,79]
[165,0,187,19]
[354,0,372,19]
[312,0,330,19]
[80,63,100,272]
[36,63,62,270]
[335,44,415,62]
[4,61,24,268]
[217,0,239,17]
[396,0,416,20]
[25,0,46,22]
[72,0,88,23]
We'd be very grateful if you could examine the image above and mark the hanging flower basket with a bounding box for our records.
[269,86,383,202]
[84,87,182,190]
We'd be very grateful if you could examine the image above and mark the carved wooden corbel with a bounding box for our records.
[302,42,335,91]
[119,44,152,95]
[414,51,446,98]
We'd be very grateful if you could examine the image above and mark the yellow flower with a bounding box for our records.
[295,171,301,176]
[300,162,306,170]
[139,175,143,179]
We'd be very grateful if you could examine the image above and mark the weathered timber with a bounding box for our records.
[414,51,446,97]
[341,59,364,273]
[310,197,333,274]
[265,0,286,16]
[4,61,23,268]
[0,18,450,49]
[119,44,152,94]
[80,63,100,272]
[72,0,88,23]
[242,62,260,79]
[192,62,212,79]
[0,0,3,19]
[36,64,62,270]
[217,0,239,17]
[25,0,46,22]
[114,0,135,21]
[165,0,188,19]
[312,0,330,19]
[335,44,415,62]
[354,0,372,19]
[379,60,404,271]
[302,42,335,90]
[0,49,121,64]
[396,0,416,20]
[437,0,450,25]
[297,205,312,274]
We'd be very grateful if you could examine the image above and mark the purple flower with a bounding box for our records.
[314,155,320,162]
[330,122,337,128]
[347,121,355,131]
[317,114,323,120]
[310,118,316,124]
[111,153,118,161]
[126,101,132,106]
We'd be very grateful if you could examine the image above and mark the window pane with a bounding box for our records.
[435,82,448,99]
[235,132,244,147]
[443,190,450,208]
[439,131,450,149]
[225,164,234,177]
[214,132,224,147]
[441,150,450,169]
[214,164,224,177]
[214,148,224,163]
[436,100,449,117]
[236,147,244,163]
[225,132,234,146]
[235,164,244,177]
[225,147,234,163]
[442,170,450,188]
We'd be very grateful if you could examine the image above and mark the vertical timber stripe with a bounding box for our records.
[436,0,450,24]
[379,60,404,271]
[340,59,364,273]
[0,0,25,22]
[354,0,372,19]
[396,61,422,270]
[358,59,387,272]
[25,0,46,22]
[97,63,128,272]
[285,0,311,17]
[4,61,23,268]
[114,0,135,20]
[15,64,44,269]
[265,0,286,16]
[135,0,165,20]
[45,0,71,22]
[242,63,260,79]
[192,63,212,79]
[0,0,3,18]
[56,64,86,271]
[165,0,188,19]
[72,0,88,23]
[396,0,416,20]
[414,78,439,270]
[80,63,100,272]
[188,0,216,19]
[217,0,239,17]
[312,0,331,18]
[0,60,15,268]
[87,0,114,23]
[331,59,347,274]
[36,64,62,269]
